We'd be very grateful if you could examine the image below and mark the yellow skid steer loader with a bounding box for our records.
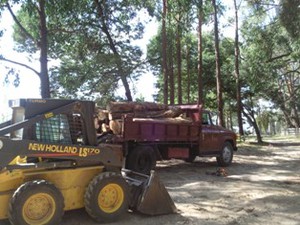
[0,99,176,225]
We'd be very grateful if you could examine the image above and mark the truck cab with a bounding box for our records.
[187,107,237,154]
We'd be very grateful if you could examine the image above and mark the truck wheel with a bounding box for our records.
[184,148,198,163]
[216,142,234,167]
[126,146,156,174]
[185,154,196,163]
[84,172,129,223]
[8,180,64,225]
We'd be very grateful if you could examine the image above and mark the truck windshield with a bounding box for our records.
[202,112,218,126]
[202,113,211,125]
[210,113,218,126]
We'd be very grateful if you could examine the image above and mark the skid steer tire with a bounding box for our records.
[84,172,129,223]
[126,146,156,175]
[8,180,64,225]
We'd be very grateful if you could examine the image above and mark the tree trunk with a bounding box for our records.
[197,0,204,106]
[169,45,175,104]
[186,44,191,103]
[162,0,169,104]
[278,77,300,128]
[38,0,50,98]
[176,18,182,104]
[212,0,224,127]
[285,74,300,128]
[94,0,133,101]
[242,108,263,143]
[233,0,244,136]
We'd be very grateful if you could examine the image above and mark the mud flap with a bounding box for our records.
[122,169,177,216]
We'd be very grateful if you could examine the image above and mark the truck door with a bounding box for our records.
[200,111,220,153]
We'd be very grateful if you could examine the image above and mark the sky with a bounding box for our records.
[0,9,158,120]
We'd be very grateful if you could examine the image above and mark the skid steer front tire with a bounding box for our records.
[8,180,64,225]
[84,172,129,223]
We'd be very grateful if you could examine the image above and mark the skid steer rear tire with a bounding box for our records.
[84,172,129,223]
[8,180,64,225]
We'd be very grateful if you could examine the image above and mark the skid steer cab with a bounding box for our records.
[0,99,176,225]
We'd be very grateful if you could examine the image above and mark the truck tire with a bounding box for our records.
[8,180,64,225]
[216,142,234,167]
[84,172,129,223]
[184,148,198,163]
[126,146,156,174]
[185,154,197,163]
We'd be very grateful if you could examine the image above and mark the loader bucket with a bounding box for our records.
[122,169,177,216]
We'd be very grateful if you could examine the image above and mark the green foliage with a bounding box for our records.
[47,0,152,101]
[279,0,300,39]
[241,1,300,128]
[1,66,20,87]
[12,5,39,53]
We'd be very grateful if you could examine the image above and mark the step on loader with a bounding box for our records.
[0,98,176,225]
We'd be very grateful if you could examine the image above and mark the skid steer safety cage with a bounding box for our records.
[34,114,84,145]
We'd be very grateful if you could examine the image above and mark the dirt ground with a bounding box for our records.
[1,137,300,225]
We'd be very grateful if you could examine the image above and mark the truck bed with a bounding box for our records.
[122,117,200,142]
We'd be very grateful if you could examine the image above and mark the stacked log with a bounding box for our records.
[107,101,168,113]
[107,102,183,120]
[109,119,123,135]
[96,102,185,135]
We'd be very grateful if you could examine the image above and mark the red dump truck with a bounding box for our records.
[98,103,237,174]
